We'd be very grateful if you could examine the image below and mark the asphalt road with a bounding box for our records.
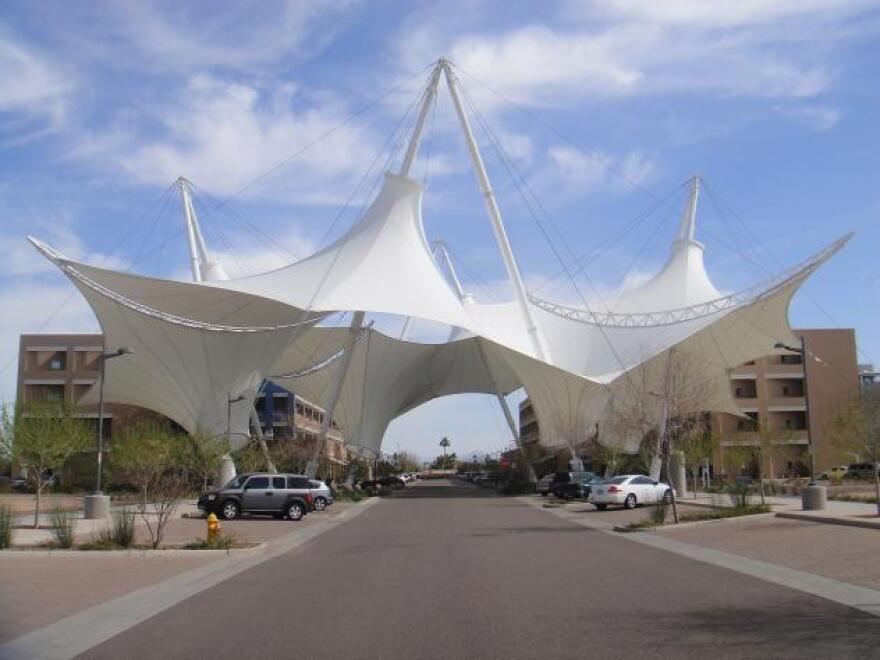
[78,480,880,659]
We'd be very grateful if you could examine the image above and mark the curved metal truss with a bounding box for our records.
[528,233,851,328]
[271,323,375,379]
[35,244,331,333]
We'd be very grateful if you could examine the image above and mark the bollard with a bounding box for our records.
[207,512,220,544]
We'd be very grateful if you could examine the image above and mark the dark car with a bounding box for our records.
[198,473,313,521]
[358,477,404,495]
[549,471,603,500]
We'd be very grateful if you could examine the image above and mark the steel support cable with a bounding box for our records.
[703,180,874,366]
[0,182,180,380]
[451,62,661,203]
[202,61,438,214]
[533,183,689,298]
[456,85,641,409]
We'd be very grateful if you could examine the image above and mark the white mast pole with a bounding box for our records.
[400,62,443,177]
[441,61,548,360]
[674,175,700,246]
[307,65,444,476]
[305,310,365,478]
[179,177,203,282]
[434,239,537,482]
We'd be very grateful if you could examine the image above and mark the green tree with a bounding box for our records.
[678,423,713,496]
[826,390,880,516]
[109,421,187,548]
[439,437,451,456]
[179,430,230,492]
[1,402,91,528]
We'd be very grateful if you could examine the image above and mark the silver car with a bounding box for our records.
[198,473,314,521]
[309,480,334,511]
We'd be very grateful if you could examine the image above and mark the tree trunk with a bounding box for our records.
[34,482,42,529]
[874,465,879,517]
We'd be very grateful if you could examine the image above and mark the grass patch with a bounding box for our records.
[0,504,12,548]
[829,493,879,504]
[78,508,136,550]
[621,504,770,531]
[184,531,241,550]
[51,508,77,549]
[333,488,364,502]
[679,504,771,523]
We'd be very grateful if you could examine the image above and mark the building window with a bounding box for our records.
[782,386,789,397]
[45,386,64,402]
[47,352,66,370]
[780,354,802,365]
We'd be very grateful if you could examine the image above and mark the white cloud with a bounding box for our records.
[393,1,878,110]
[50,0,358,74]
[773,105,842,131]
[529,145,656,204]
[0,34,72,142]
[83,75,381,203]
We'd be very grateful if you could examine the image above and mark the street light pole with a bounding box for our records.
[86,347,132,519]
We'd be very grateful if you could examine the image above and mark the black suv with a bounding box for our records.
[549,471,603,500]
[198,473,314,521]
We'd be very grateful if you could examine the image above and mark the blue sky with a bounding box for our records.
[1,1,879,460]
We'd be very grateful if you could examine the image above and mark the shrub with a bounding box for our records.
[727,481,756,508]
[650,501,669,525]
[333,488,363,502]
[109,508,135,547]
[0,504,12,548]
[51,508,77,549]
[184,531,239,550]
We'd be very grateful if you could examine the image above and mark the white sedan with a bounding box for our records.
[590,475,674,510]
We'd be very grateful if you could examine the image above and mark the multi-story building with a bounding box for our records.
[16,334,173,439]
[17,334,350,478]
[713,328,859,478]
[254,380,349,476]
[518,328,860,479]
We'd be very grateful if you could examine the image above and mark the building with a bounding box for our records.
[859,363,879,390]
[519,328,860,479]
[253,380,349,477]
[713,328,860,478]
[17,333,350,479]
[16,334,174,438]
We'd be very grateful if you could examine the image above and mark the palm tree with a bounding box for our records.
[439,437,451,456]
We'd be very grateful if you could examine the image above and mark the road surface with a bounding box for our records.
[78,479,880,659]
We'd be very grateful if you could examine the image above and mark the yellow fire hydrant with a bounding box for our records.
[207,512,220,544]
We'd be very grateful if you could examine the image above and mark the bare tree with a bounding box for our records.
[1,402,91,528]
[826,389,880,516]
[179,430,230,492]
[677,418,713,497]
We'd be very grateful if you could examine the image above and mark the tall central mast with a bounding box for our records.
[440,60,548,360]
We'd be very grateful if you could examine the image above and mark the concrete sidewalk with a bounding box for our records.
[0,499,374,646]
[680,491,879,529]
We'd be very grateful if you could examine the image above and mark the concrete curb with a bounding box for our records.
[0,544,266,558]
[776,511,880,531]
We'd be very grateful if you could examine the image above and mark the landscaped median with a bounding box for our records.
[618,503,772,532]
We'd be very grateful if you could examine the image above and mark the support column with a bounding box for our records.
[305,311,365,478]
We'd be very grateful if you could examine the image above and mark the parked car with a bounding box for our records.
[590,475,674,510]
[847,462,879,479]
[551,472,604,500]
[535,473,554,496]
[383,476,407,490]
[548,471,599,499]
[818,466,849,481]
[198,473,313,521]
[474,473,500,488]
[309,480,334,511]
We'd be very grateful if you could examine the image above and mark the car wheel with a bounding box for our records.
[286,501,305,521]
[624,494,637,509]
[313,496,327,512]
[663,489,673,504]
[595,503,607,511]
[220,500,240,520]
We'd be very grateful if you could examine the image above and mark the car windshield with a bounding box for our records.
[223,474,249,489]
[608,476,630,484]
